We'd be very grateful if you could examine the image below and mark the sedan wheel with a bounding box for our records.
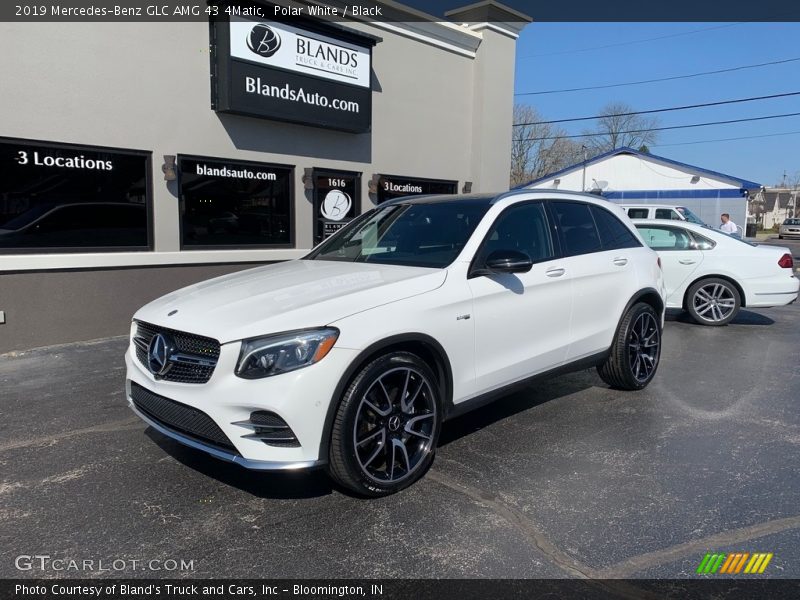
[328,352,441,496]
[687,278,741,326]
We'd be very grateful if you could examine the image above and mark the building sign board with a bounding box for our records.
[211,7,376,132]
[376,175,458,203]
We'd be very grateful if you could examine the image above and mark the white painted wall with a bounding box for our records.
[527,153,742,193]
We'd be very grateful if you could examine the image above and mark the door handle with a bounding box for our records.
[545,267,566,277]
[613,257,628,266]
[678,259,697,265]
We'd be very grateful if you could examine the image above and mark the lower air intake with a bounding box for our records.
[130,382,237,453]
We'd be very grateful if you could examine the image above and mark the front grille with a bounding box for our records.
[240,411,301,447]
[130,382,237,453]
[133,320,220,384]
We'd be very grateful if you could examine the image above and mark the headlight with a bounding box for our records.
[235,328,339,379]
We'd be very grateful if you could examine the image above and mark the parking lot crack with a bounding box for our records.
[427,469,595,579]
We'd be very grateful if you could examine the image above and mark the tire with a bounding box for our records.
[778,235,783,239]
[686,277,741,326]
[327,351,442,497]
[597,302,662,391]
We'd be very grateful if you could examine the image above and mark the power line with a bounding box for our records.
[511,111,800,141]
[652,130,800,148]
[514,91,800,126]
[514,57,800,96]
[517,22,743,59]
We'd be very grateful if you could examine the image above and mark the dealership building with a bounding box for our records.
[521,147,759,234]
[0,1,529,352]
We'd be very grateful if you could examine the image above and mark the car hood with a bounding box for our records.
[133,259,447,344]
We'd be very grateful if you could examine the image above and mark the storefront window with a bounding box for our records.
[179,156,293,248]
[0,138,151,252]
[376,175,458,204]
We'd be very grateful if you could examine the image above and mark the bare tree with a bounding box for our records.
[510,104,582,187]
[583,102,660,153]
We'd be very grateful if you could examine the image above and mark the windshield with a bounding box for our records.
[676,206,705,225]
[784,219,800,226]
[306,201,490,268]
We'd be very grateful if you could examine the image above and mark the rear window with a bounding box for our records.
[591,205,641,250]
[627,208,649,219]
[655,208,681,220]
[551,201,602,257]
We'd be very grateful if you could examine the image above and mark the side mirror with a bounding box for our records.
[484,249,533,274]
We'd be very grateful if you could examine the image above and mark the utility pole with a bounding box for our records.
[581,145,588,192]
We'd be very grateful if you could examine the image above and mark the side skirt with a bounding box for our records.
[444,351,609,421]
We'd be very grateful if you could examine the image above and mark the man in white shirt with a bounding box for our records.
[719,213,738,236]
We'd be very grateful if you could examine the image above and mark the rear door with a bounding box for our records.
[550,201,642,360]
[636,224,704,304]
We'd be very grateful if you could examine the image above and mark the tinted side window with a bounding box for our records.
[551,201,602,257]
[590,205,641,250]
[636,226,695,250]
[655,208,681,220]
[627,208,649,219]
[477,202,554,265]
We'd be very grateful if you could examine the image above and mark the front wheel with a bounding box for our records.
[598,302,662,390]
[327,352,442,497]
[686,277,741,326]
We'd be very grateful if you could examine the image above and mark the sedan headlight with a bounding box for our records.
[235,328,339,379]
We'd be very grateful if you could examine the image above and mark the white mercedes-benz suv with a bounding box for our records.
[126,190,665,496]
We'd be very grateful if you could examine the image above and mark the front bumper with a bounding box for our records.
[125,340,359,470]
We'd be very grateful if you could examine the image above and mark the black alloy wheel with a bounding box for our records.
[328,352,441,496]
[598,302,662,390]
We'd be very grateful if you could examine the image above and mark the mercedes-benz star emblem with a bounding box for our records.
[388,415,401,432]
[147,333,174,377]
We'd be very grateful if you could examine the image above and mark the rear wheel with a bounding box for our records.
[686,277,740,326]
[327,352,441,496]
[598,302,661,390]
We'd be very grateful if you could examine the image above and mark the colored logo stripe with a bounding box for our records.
[697,552,773,574]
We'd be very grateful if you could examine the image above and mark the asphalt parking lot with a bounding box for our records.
[1,237,799,580]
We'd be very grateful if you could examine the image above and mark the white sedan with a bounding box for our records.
[634,220,798,325]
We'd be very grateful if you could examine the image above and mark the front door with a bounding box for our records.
[467,201,573,395]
